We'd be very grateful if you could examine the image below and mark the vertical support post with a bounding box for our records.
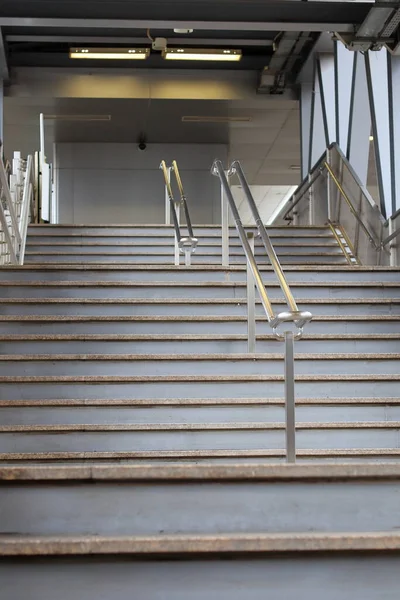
[174,202,180,266]
[39,113,45,169]
[389,218,396,267]
[246,232,256,353]
[165,166,172,225]
[0,79,3,157]
[221,169,230,266]
[326,148,332,222]
[284,330,296,463]
[185,248,191,267]
[308,173,314,226]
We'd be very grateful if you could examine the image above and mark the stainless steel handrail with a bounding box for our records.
[280,144,385,253]
[381,226,400,248]
[0,151,35,265]
[281,158,325,222]
[212,159,312,463]
[171,160,196,241]
[212,159,312,340]
[160,160,198,256]
[324,161,381,251]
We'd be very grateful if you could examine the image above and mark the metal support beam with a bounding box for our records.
[5,35,274,47]
[317,53,336,145]
[335,41,354,152]
[347,52,371,186]
[389,54,400,213]
[365,49,391,218]
[300,44,371,199]
[336,3,400,52]
[0,79,3,151]
[0,17,356,34]
[309,60,326,170]
[0,28,9,82]
[300,83,312,180]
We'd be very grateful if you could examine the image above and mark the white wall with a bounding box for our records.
[55,143,227,224]
[232,185,297,225]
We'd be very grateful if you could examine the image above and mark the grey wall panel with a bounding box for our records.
[55,143,227,224]
[57,169,74,223]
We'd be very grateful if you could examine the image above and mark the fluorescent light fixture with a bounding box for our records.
[43,114,111,122]
[163,48,242,61]
[369,135,374,141]
[69,47,150,60]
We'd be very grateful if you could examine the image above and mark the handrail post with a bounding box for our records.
[161,160,197,267]
[246,231,256,352]
[221,169,229,266]
[172,160,195,240]
[308,173,313,226]
[164,166,172,225]
[326,148,332,223]
[174,200,180,266]
[231,161,300,316]
[389,218,396,267]
[160,160,181,266]
[284,330,296,463]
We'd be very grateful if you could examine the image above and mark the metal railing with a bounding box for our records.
[160,160,198,266]
[273,143,398,266]
[382,207,400,267]
[212,159,312,462]
[0,150,36,265]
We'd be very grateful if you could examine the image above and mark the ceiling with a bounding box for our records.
[0,1,378,79]
[0,1,391,188]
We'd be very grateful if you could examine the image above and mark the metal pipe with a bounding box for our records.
[381,224,400,248]
[172,160,194,239]
[231,160,299,314]
[284,330,296,463]
[246,232,256,353]
[324,161,380,250]
[212,160,275,321]
[160,160,181,244]
[18,155,34,264]
[221,170,230,267]
[174,201,180,266]
[164,166,172,225]
[281,165,322,221]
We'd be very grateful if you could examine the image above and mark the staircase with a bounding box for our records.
[1,223,400,598]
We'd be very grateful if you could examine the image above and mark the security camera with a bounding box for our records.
[138,141,147,151]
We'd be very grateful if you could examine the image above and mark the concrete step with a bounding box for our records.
[3,448,400,464]
[0,463,399,537]
[0,334,398,355]
[1,421,400,452]
[1,374,398,401]
[1,265,400,283]
[26,233,336,245]
[26,241,341,253]
[1,281,399,300]
[0,315,398,334]
[2,533,400,600]
[0,298,398,316]
[28,224,333,236]
[2,398,400,426]
[24,253,348,265]
[0,354,398,377]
